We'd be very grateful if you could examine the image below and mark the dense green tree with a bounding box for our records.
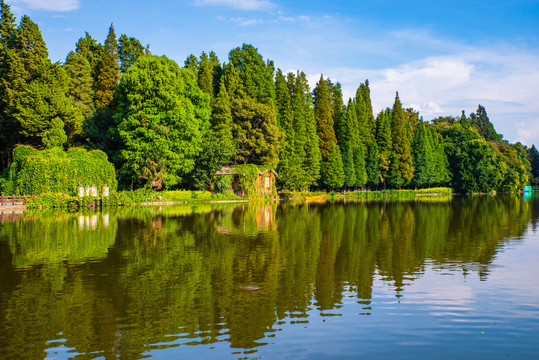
[184,53,199,72]
[442,124,504,193]
[342,144,356,188]
[390,92,414,185]
[314,75,337,161]
[64,51,94,121]
[231,97,281,167]
[183,132,235,190]
[75,32,102,82]
[0,0,15,46]
[211,80,234,146]
[1,16,81,149]
[388,152,404,188]
[327,79,343,138]
[470,105,502,142]
[114,55,211,189]
[366,141,380,187]
[95,24,120,109]
[353,144,367,188]
[429,129,450,185]
[42,117,67,149]
[118,34,145,73]
[412,121,432,188]
[228,43,275,104]
[528,145,539,184]
[355,81,375,145]
[323,143,345,189]
[375,108,392,184]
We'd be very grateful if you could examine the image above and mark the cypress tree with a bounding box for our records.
[388,152,404,188]
[354,143,367,188]
[228,43,275,104]
[75,32,102,82]
[95,23,120,109]
[390,92,414,185]
[184,54,199,72]
[342,144,356,188]
[375,108,392,185]
[355,80,375,145]
[64,51,94,121]
[470,105,501,142]
[211,80,234,147]
[429,129,450,185]
[366,141,380,188]
[314,75,337,160]
[0,0,16,47]
[118,34,145,73]
[198,51,214,100]
[324,143,345,189]
[411,121,432,188]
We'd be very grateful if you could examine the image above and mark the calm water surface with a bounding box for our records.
[1,195,539,359]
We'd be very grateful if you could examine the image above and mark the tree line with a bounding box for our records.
[0,1,538,194]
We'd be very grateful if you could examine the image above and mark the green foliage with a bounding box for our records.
[95,23,120,109]
[353,144,367,188]
[114,55,210,189]
[42,117,67,149]
[366,141,380,187]
[1,145,117,195]
[228,43,275,104]
[342,144,356,188]
[118,34,145,73]
[64,51,95,122]
[231,97,281,168]
[314,75,337,161]
[470,105,502,142]
[443,124,504,193]
[528,145,539,184]
[323,143,345,189]
[390,92,414,185]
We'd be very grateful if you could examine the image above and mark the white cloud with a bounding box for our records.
[11,0,79,11]
[231,17,262,26]
[193,0,275,10]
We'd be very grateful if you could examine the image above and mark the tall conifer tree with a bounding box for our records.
[314,75,337,161]
[390,92,414,185]
[95,24,120,109]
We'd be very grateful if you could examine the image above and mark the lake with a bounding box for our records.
[1,194,539,359]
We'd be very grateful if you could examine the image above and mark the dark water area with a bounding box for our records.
[1,194,539,359]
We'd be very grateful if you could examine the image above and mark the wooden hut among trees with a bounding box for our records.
[215,165,278,197]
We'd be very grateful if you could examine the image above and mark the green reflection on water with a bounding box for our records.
[0,195,534,359]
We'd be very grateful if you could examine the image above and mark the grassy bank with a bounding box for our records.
[21,187,455,209]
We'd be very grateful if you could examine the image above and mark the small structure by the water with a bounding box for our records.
[215,165,278,197]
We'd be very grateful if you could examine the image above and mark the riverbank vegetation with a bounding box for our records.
[0,1,537,198]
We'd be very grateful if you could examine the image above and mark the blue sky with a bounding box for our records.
[8,0,539,146]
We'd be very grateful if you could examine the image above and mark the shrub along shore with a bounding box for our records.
[16,187,457,209]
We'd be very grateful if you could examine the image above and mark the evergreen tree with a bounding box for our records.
[429,129,450,185]
[528,145,539,184]
[388,152,404,188]
[231,97,281,167]
[314,75,337,160]
[184,54,199,72]
[274,68,291,130]
[390,92,414,185]
[95,23,120,109]
[327,79,343,139]
[228,43,275,104]
[42,117,67,149]
[211,80,234,145]
[366,141,380,187]
[470,105,502,142]
[375,108,392,184]
[411,121,432,188]
[1,16,81,149]
[75,32,102,82]
[354,143,367,188]
[323,143,345,189]
[0,0,16,47]
[342,144,356,188]
[118,34,145,73]
[355,80,375,145]
[64,51,94,121]
[197,51,215,100]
